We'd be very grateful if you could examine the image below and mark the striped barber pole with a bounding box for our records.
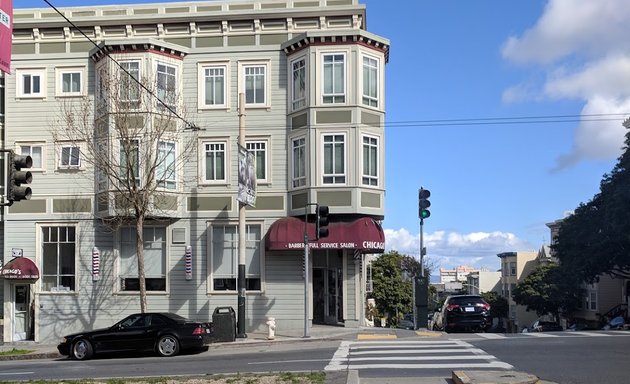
[185,246,192,280]
[92,247,100,281]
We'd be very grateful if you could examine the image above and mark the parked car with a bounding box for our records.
[526,320,563,332]
[439,295,492,333]
[57,312,213,360]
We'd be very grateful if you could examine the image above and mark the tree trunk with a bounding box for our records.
[136,215,147,312]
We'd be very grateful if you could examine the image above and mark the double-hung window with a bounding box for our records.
[362,56,379,107]
[119,139,140,188]
[322,53,345,104]
[120,61,140,108]
[201,64,227,108]
[211,223,262,291]
[322,134,345,184]
[17,69,46,98]
[119,226,167,292]
[157,141,176,190]
[243,63,267,106]
[41,225,76,292]
[292,137,306,188]
[19,143,44,170]
[203,141,226,182]
[362,135,378,186]
[156,62,177,111]
[246,141,267,182]
[291,57,306,110]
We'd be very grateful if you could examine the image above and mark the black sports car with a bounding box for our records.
[57,312,213,360]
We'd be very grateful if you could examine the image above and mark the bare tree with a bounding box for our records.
[53,58,198,312]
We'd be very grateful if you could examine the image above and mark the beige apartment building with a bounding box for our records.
[497,251,538,332]
[0,0,389,343]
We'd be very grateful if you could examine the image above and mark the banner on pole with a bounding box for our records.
[0,0,12,74]
[92,247,101,281]
[237,144,256,207]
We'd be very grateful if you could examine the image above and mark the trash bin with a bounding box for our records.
[212,306,236,342]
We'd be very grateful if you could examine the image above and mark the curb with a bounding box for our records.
[452,370,540,384]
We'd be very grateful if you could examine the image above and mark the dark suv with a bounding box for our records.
[439,295,492,333]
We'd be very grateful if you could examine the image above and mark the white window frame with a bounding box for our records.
[55,66,85,97]
[321,52,346,104]
[361,54,379,108]
[208,222,264,293]
[291,136,307,189]
[56,141,84,170]
[290,56,307,111]
[198,62,229,110]
[156,61,178,112]
[118,138,141,188]
[157,140,177,190]
[246,139,269,184]
[117,226,169,294]
[361,134,379,187]
[16,68,46,99]
[17,142,46,171]
[238,60,270,108]
[321,133,346,185]
[200,139,228,184]
[38,223,79,294]
[119,59,141,109]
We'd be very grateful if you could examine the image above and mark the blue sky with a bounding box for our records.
[16,1,629,276]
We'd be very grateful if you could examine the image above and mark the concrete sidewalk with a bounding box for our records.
[0,326,554,384]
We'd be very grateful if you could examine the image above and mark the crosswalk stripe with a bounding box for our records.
[346,362,515,370]
[475,333,505,339]
[324,339,514,371]
[522,332,559,337]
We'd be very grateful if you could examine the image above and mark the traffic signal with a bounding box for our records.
[316,204,329,239]
[7,151,33,203]
[418,187,430,220]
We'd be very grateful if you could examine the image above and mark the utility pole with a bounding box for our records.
[237,92,247,338]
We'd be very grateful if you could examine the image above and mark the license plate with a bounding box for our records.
[464,307,475,312]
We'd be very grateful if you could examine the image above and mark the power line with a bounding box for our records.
[43,0,200,131]
[39,1,630,132]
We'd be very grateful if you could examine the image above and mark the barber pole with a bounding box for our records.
[185,246,192,280]
[92,247,100,281]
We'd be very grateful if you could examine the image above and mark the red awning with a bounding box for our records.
[0,257,40,280]
[266,216,385,253]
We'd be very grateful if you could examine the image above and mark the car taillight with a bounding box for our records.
[192,326,205,335]
[479,303,491,311]
[446,304,459,311]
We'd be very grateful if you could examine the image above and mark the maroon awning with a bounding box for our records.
[0,257,40,280]
[266,216,385,253]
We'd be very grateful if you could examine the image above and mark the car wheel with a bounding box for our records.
[72,339,94,361]
[157,335,180,357]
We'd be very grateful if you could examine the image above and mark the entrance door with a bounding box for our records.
[312,268,343,325]
[13,285,30,341]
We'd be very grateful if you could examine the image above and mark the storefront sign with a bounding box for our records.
[0,257,40,280]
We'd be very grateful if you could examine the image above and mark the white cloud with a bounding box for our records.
[501,0,630,169]
[384,227,533,273]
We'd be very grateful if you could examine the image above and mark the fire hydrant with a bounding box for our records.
[266,317,276,340]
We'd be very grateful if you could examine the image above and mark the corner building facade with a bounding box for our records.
[0,0,388,343]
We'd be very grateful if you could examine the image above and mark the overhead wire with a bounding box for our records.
[40,1,630,132]
[42,0,200,130]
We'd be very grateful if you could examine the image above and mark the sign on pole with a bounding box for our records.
[237,144,256,207]
[0,0,12,74]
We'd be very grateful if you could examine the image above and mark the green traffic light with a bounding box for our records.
[421,210,430,219]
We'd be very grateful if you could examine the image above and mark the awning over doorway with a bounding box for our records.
[265,216,385,253]
[0,257,40,280]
